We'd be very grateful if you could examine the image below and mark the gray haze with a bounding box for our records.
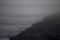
[0,0,60,37]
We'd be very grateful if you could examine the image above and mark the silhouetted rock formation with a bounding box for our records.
[10,13,60,40]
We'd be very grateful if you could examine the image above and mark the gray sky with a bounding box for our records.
[0,0,58,17]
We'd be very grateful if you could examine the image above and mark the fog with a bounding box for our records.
[0,0,60,37]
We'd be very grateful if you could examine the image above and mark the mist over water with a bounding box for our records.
[0,0,59,37]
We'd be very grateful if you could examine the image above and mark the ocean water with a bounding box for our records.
[0,38,9,40]
[0,16,43,37]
